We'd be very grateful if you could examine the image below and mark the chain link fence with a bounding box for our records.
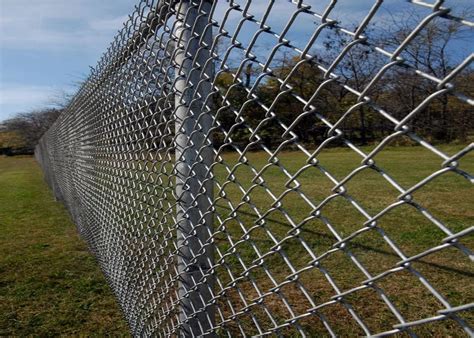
[35,0,473,336]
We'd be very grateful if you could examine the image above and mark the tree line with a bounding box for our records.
[0,109,62,155]
[2,12,472,156]
[211,14,473,150]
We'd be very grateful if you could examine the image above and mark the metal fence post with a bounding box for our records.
[174,0,214,336]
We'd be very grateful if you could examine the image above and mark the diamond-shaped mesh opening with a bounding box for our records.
[251,170,290,201]
[346,229,401,277]
[318,194,370,239]
[410,245,474,308]
[276,193,313,224]
[318,301,367,337]
[318,249,368,292]
[410,170,473,230]
[376,202,456,257]
[312,146,366,180]
[342,286,403,335]
[292,167,336,206]
[377,268,448,321]
[343,166,402,214]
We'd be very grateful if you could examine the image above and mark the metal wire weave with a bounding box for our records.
[35,0,473,336]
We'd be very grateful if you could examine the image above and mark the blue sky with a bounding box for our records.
[0,0,136,121]
[0,0,471,122]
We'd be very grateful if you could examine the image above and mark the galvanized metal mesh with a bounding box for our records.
[35,0,473,336]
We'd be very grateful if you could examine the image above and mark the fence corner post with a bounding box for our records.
[174,0,215,336]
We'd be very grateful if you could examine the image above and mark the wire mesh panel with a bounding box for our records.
[36,0,473,336]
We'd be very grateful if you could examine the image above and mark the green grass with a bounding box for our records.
[208,144,474,336]
[0,144,472,336]
[0,156,129,336]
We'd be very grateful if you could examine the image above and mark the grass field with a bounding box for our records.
[208,144,474,336]
[0,156,129,336]
[0,144,472,336]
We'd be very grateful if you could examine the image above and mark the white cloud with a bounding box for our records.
[0,84,77,120]
[0,85,55,106]
[0,0,133,120]
[89,15,129,31]
[0,0,131,51]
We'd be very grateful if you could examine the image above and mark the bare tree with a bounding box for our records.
[379,9,474,142]
[2,109,62,150]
